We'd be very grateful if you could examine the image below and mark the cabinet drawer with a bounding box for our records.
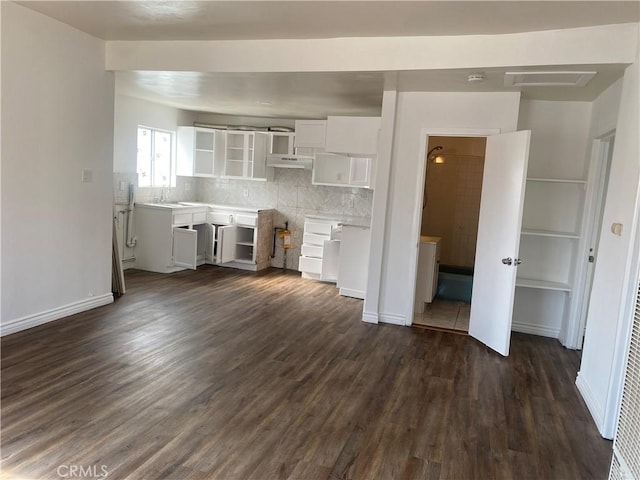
[303,232,329,246]
[304,221,333,235]
[192,211,207,224]
[173,213,192,226]
[299,256,323,274]
[208,212,234,225]
[235,213,257,227]
[301,244,324,258]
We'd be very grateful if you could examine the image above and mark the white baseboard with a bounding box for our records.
[379,313,406,326]
[576,372,607,438]
[511,321,560,338]
[339,288,365,299]
[1,293,114,336]
[362,312,378,324]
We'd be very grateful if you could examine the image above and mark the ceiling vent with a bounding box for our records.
[504,71,596,87]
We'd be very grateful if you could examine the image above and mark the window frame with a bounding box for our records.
[136,125,177,188]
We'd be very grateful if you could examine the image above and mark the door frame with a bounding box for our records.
[407,127,501,325]
[562,131,616,349]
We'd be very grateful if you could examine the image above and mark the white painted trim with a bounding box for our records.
[1,294,114,337]
[362,312,379,324]
[418,128,501,137]
[339,288,365,299]
[511,321,560,339]
[576,372,609,439]
[379,313,407,326]
[564,134,615,349]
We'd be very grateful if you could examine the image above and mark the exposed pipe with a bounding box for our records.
[125,183,137,248]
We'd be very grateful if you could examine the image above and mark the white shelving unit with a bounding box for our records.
[514,176,588,338]
[517,177,586,293]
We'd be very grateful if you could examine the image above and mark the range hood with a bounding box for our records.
[266,154,313,169]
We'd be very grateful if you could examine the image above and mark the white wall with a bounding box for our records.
[578,60,640,439]
[518,100,592,179]
[113,93,196,173]
[367,92,521,324]
[1,3,114,333]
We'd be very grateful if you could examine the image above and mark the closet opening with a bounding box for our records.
[413,135,487,332]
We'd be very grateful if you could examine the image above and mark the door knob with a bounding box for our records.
[515,258,522,265]
[502,257,513,265]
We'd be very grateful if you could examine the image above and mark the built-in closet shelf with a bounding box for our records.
[526,177,587,184]
[521,228,580,239]
[516,277,572,292]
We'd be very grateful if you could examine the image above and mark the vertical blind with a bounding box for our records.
[610,276,640,479]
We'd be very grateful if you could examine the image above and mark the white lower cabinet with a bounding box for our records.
[135,203,273,273]
[298,218,340,282]
[414,236,441,313]
[337,225,371,299]
[172,227,198,269]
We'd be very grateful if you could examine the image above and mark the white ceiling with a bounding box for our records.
[18,1,640,41]
[20,1,640,119]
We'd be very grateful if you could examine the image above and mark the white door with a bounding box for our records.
[218,225,237,264]
[469,130,531,356]
[204,223,216,262]
[172,227,197,269]
[349,157,371,187]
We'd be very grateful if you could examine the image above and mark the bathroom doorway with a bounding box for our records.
[413,136,487,332]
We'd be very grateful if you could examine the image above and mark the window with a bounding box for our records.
[137,126,175,188]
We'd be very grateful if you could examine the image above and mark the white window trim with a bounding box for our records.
[137,125,177,188]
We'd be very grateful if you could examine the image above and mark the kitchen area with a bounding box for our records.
[113,94,377,300]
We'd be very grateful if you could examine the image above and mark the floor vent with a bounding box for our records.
[504,71,596,87]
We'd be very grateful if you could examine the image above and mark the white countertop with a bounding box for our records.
[136,202,274,213]
[305,213,371,228]
[420,235,442,244]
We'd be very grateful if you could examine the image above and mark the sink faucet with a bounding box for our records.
[160,185,169,203]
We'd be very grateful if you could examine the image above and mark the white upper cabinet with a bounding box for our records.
[325,116,381,155]
[269,132,295,155]
[313,153,372,189]
[224,131,269,181]
[294,120,326,149]
[177,127,225,177]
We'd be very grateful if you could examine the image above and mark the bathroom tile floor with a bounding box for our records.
[413,298,470,332]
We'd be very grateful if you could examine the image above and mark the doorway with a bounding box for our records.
[413,136,487,332]
[575,133,615,347]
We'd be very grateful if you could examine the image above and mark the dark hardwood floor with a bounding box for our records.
[1,266,612,479]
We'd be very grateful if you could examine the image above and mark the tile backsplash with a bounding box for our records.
[113,170,372,271]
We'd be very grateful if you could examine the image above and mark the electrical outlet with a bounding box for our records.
[119,180,126,191]
[81,168,93,183]
[185,182,191,191]
[243,187,249,198]
[348,197,355,209]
